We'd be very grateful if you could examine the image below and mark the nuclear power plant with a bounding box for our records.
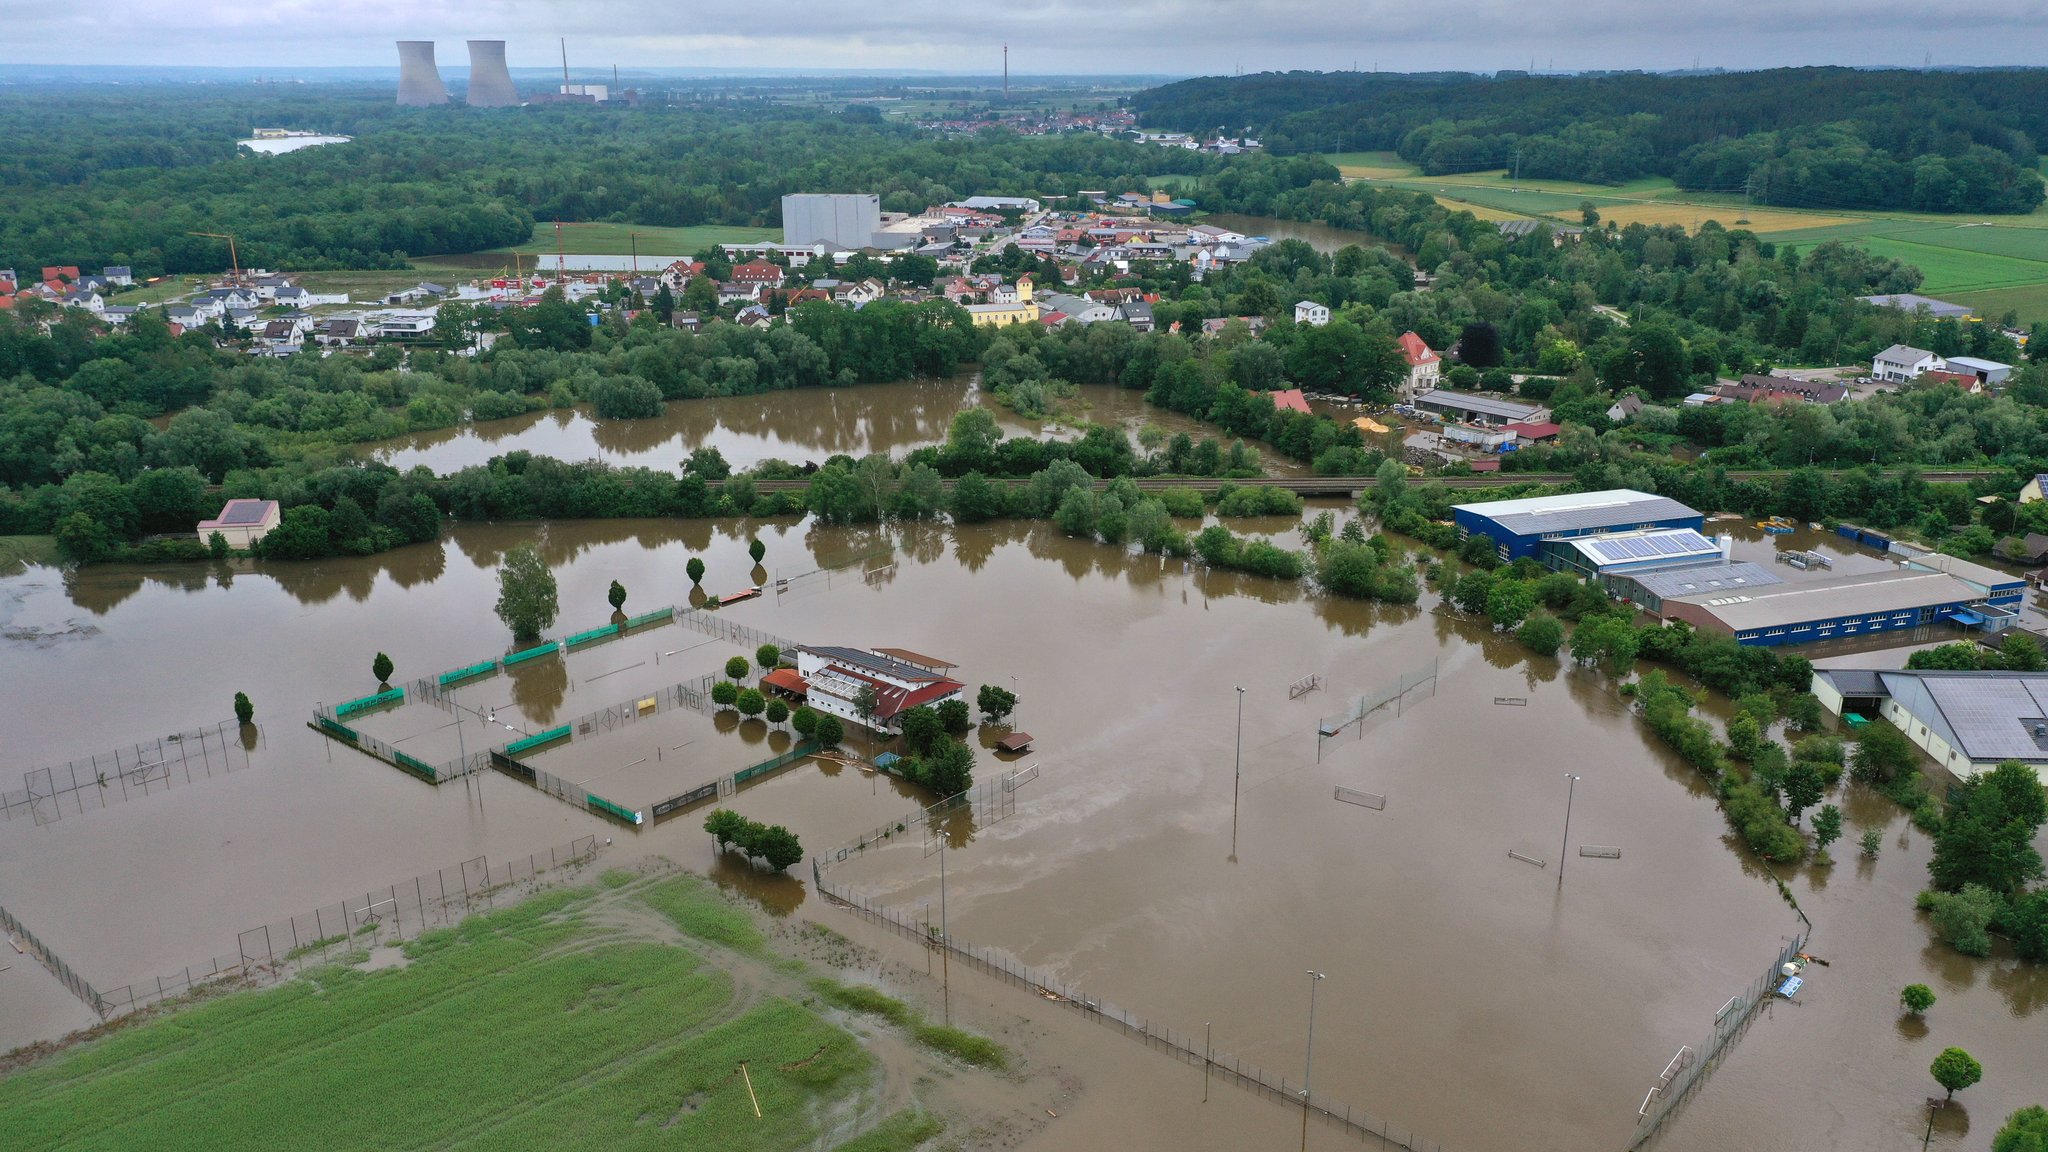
[465,40,519,107]
[395,41,449,106]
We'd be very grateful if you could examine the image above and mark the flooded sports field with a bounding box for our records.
[1,511,2042,1151]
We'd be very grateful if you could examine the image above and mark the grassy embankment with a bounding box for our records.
[0,873,994,1152]
[0,534,58,573]
[1336,151,2048,323]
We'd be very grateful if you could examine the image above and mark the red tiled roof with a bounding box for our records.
[762,667,808,696]
[828,666,964,722]
[1269,388,1311,413]
[1398,331,1439,367]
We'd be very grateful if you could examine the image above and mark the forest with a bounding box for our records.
[1131,68,2048,213]
[0,86,1211,275]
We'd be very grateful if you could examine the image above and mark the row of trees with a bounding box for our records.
[702,809,803,872]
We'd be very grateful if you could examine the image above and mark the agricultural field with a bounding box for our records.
[1326,151,1417,179]
[0,873,993,1152]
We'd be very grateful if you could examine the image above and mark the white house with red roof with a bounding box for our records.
[1398,332,1441,398]
[731,260,785,288]
[794,646,966,735]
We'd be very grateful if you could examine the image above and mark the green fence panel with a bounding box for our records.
[315,715,359,742]
[586,794,643,827]
[334,688,404,718]
[732,741,819,786]
[438,659,499,687]
[504,726,571,756]
[564,624,621,649]
[502,641,560,667]
[622,606,675,629]
[392,750,440,783]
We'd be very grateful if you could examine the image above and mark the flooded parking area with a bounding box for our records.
[1,511,2040,1151]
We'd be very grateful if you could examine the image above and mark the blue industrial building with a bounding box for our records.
[1453,490,1705,564]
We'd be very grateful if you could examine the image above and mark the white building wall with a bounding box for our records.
[782,194,882,250]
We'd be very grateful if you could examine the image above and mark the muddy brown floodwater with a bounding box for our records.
[357,377,1306,478]
[1,510,2041,1152]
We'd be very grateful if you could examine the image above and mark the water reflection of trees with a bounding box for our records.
[508,653,569,725]
[707,852,807,916]
[63,542,450,613]
[446,519,750,571]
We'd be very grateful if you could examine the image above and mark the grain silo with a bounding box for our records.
[466,40,519,107]
[396,41,449,106]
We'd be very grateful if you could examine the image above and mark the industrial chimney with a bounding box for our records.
[466,40,518,107]
[396,41,449,106]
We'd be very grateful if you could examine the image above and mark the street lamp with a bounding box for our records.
[1231,686,1245,857]
[1558,774,1580,886]
[1300,970,1325,1152]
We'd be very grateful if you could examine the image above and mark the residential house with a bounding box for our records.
[102,266,134,287]
[1398,332,1441,397]
[1294,300,1331,327]
[2019,474,2048,504]
[61,289,105,314]
[833,279,885,306]
[41,265,81,285]
[659,260,705,294]
[0,269,18,293]
[731,260,786,289]
[258,317,313,349]
[1269,389,1311,414]
[1119,299,1154,332]
[372,311,437,338]
[1607,394,1645,423]
[792,646,966,735]
[1873,344,1943,384]
[735,305,773,329]
[1719,375,1849,405]
[965,277,1038,326]
[100,305,140,326]
[670,312,703,333]
[315,318,364,346]
[1199,316,1268,338]
[717,282,761,306]
[1040,292,1117,324]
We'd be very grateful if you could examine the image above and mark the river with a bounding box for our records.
[358,377,1310,478]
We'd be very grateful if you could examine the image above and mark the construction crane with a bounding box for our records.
[187,231,242,285]
[550,219,601,281]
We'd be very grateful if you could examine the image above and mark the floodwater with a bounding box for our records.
[358,378,1305,477]
[1203,214,1408,258]
[0,512,2041,1152]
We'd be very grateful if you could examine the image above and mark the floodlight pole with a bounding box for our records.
[939,833,950,1024]
[1231,686,1245,857]
[1301,970,1325,1151]
[1203,1020,1212,1102]
[1558,774,1580,886]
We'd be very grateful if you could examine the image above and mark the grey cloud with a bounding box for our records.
[5,0,2046,72]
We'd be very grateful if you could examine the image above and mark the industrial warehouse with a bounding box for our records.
[1811,668,2048,783]
[1453,489,2027,648]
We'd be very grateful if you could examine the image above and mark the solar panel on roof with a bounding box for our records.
[218,501,271,525]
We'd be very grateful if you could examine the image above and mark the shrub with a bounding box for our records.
[233,691,254,725]
[792,706,819,736]
[756,643,780,669]
[736,688,765,718]
[765,699,790,726]
[1900,983,1936,1014]
[1517,612,1563,656]
[1921,884,2005,957]
[372,652,394,684]
[711,680,739,708]
[725,656,750,680]
[815,714,844,747]
[1993,1106,2048,1152]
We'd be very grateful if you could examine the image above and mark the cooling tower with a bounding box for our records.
[466,40,519,107]
[396,41,449,106]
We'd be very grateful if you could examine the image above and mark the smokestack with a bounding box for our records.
[562,38,570,86]
[1003,44,1009,99]
[466,40,518,107]
[396,41,449,106]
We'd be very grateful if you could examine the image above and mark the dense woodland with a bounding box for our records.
[1134,68,2048,212]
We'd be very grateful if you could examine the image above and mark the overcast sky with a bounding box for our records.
[7,1,2047,74]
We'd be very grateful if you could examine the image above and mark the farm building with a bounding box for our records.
[194,499,280,548]
[1944,356,2013,388]
[1660,568,1993,647]
[793,646,965,735]
[1810,669,2048,783]
[1451,489,1704,564]
[1412,391,1551,427]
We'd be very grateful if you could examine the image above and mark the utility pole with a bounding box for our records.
[1300,970,1325,1152]
[1231,686,1245,858]
[1558,774,1580,886]
[939,833,951,1024]
[561,38,570,88]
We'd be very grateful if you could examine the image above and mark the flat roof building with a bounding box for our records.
[1613,560,1783,615]
[1810,668,2048,783]
[1858,293,1974,320]
[782,193,883,251]
[1412,390,1551,426]
[1661,568,1984,646]
[1452,489,1703,563]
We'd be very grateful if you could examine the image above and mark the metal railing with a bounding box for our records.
[90,835,601,1020]
[812,873,1449,1152]
[0,902,107,1015]
[3,720,252,824]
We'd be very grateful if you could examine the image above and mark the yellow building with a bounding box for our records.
[965,276,1039,327]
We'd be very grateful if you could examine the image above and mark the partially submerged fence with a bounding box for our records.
[0,901,108,1016]
[310,712,486,784]
[816,761,1043,873]
[1318,660,1440,748]
[2,720,253,825]
[813,873,1450,1152]
[90,835,601,1020]
[672,605,798,656]
[1626,931,1808,1149]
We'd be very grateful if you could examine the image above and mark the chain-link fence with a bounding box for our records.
[1626,931,1807,1149]
[0,902,107,1014]
[310,712,485,783]
[672,605,798,655]
[90,835,602,1020]
[812,873,1449,1152]
[1319,660,1440,742]
[2,720,252,825]
[816,762,1042,873]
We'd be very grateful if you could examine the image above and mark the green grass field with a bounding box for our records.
[500,222,781,257]
[0,534,58,573]
[0,881,890,1152]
